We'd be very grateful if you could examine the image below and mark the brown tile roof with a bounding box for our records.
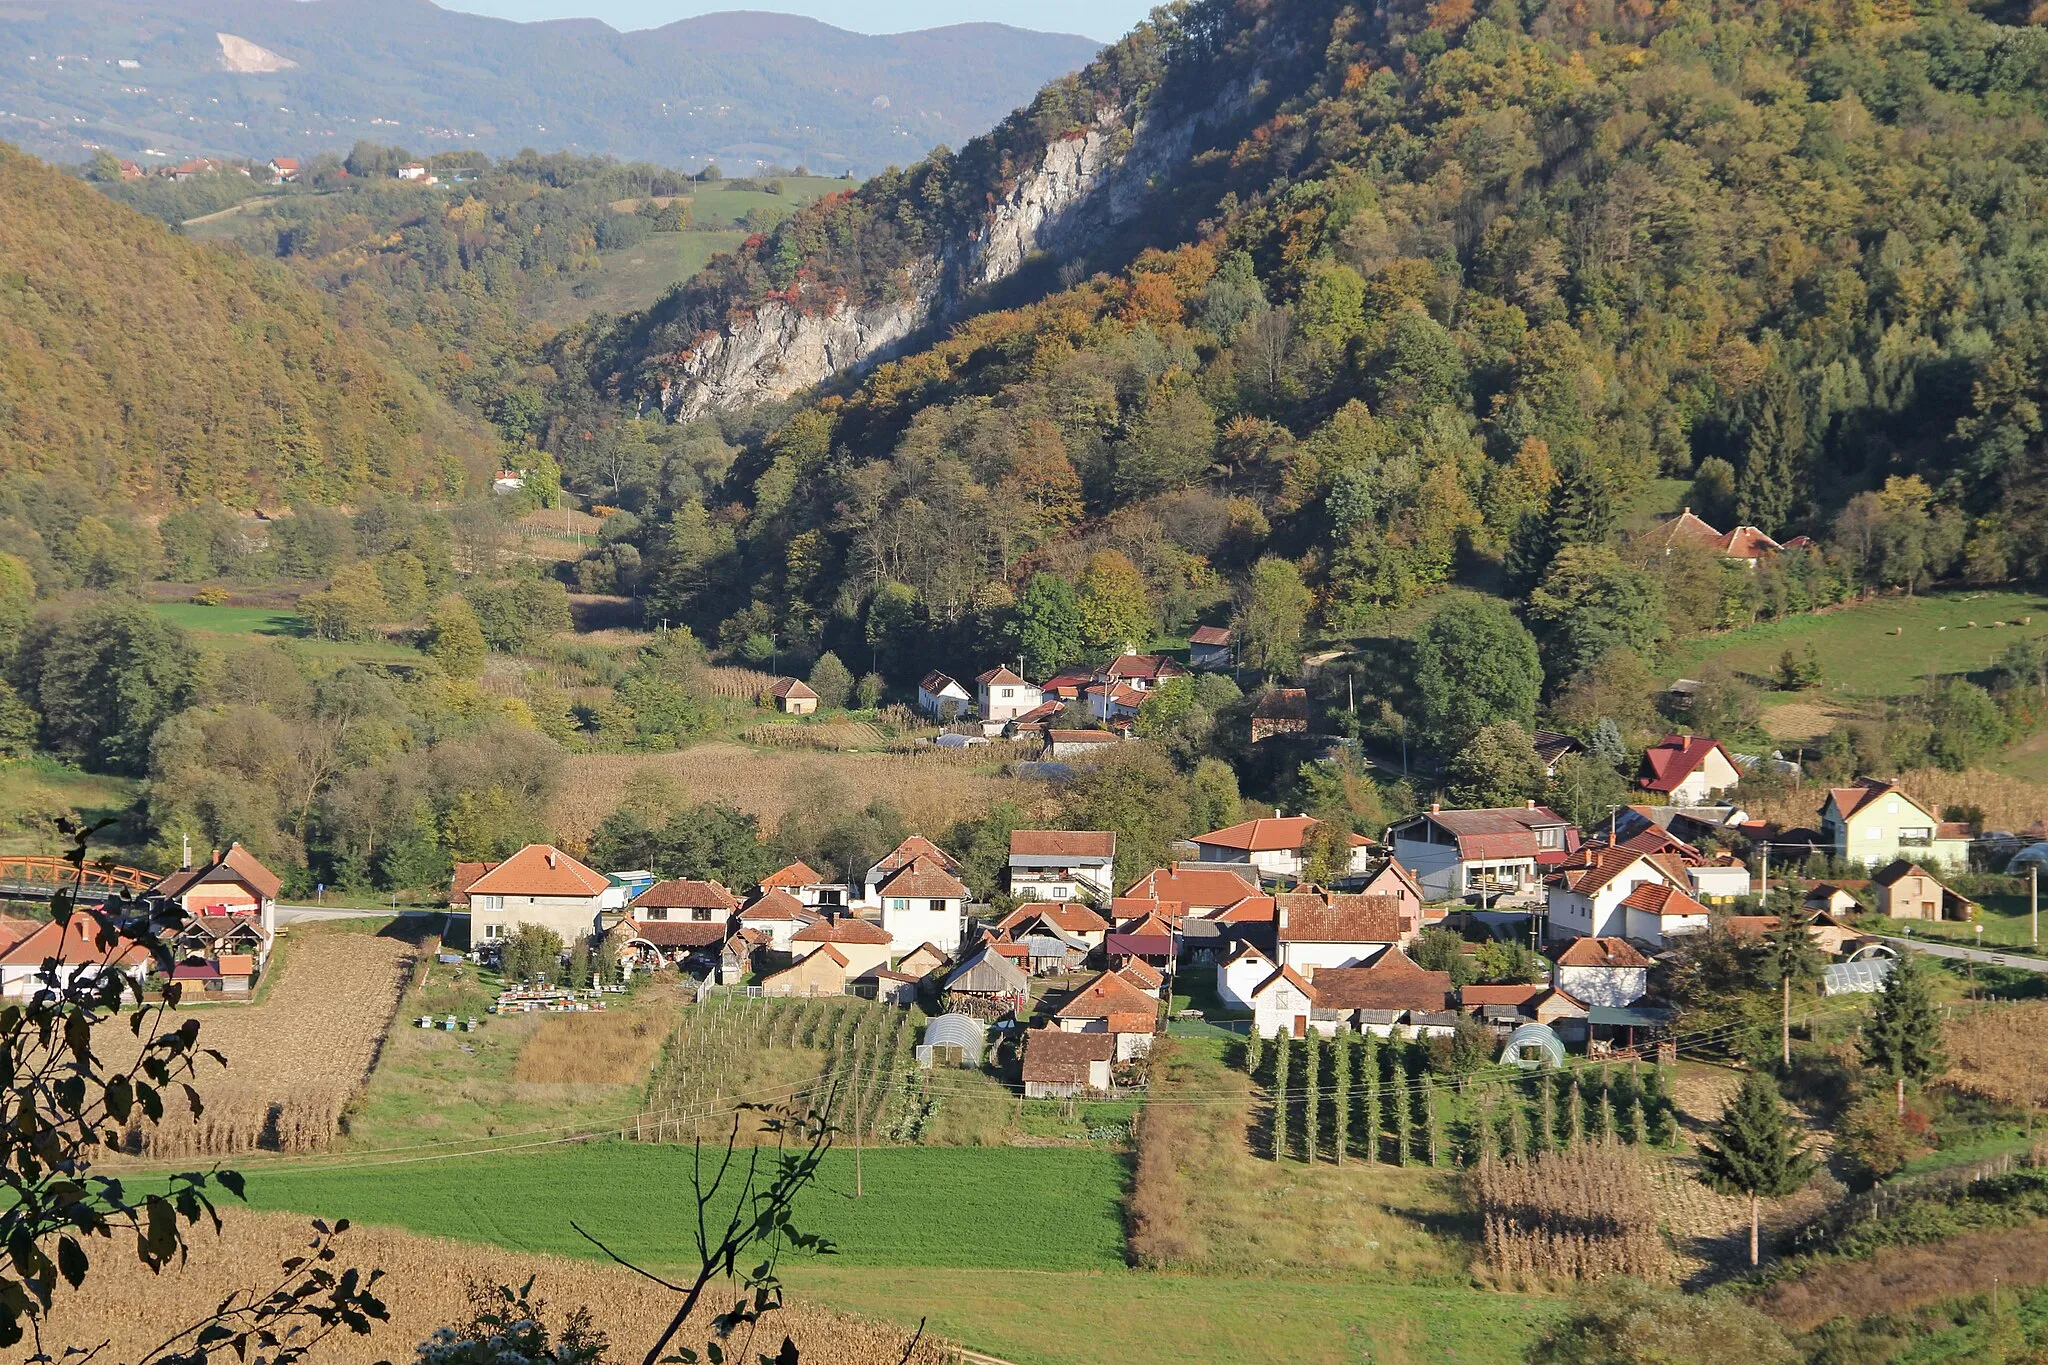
[1650,508,1724,550]
[1210,894,1276,925]
[1554,936,1653,969]
[1617,882,1709,920]
[1020,1028,1115,1084]
[1935,822,1974,840]
[1053,970,1160,1023]
[976,665,1030,687]
[1251,688,1310,721]
[1252,963,1318,1000]
[1721,916,1780,942]
[1827,777,1933,822]
[897,943,952,971]
[1189,626,1233,647]
[627,920,729,948]
[792,916,893,945]
[1553,847,1689,899]
[153,842,283,903]
[1104,654,1185,683]
[1276,893,1403,944]
[449,861,498,907]
[1409,806,1573,860]
[1009,830,1115,859]
[740,888,815,921]
[1115,911,1175,940]
[760,861,825,890]
[215,953,254,975]
[997,902,1110,935]
[0,917,45,953]
[1305,951,1452,1013]
[466,845,610,898]
[0,914,149,968]
[769,677,817,700]
[878,857,969,900]
[1873,860,1937,887]
[1715,525,1782,559]
[633,879,740,912]
[1045,728,1119,745]
[874,836,960,876]
[1122,864,1258,908]
[1459,983,1547,1008]
[919,671,965,695]
[1118,959,1165,991]
[1196,816,1366,853]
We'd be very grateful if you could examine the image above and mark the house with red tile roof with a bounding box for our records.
[1615,882,1712,946]
[1386,804,1579,902]
[1052,970,1158,1058]
[0,913,151,999]
[631,879,740,922]
[459,844,625,947]
[876,856,968,954]
[1043,728,1122,759]
[791,915,894,980]
[1102,654,1188,690]
[1637,734,1742,804]
[767,677,818,715]
[1305,951,1457,1033]
[1647,508,1725,553]
[1545,845,1692,943]
[758,860,841,908]
[1123,863,1259,913]
[1192,815,1374,883]
[993,901,1110,952]
[1715,525,1782,567]
[150,842,281,940]
[1274,890,1408,971]
[1552,936,1652,1006]
[975,666,1042,727]
[1085,680,1150,724]
[1248,963,1325,1038]
[1007,830,1116,903]
[1021,1028,1114,1097]
[1249,688,1312,744]
[614,918,730,971]
[737,888,823,952]
[915,671,971,720]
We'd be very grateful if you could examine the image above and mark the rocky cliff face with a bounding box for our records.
[655,95,1226,419]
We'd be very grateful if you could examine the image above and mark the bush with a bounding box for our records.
[1526,1279,1795,1364]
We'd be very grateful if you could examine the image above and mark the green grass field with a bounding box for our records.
[1670,590,2048,699]
[0,758,146,860]
[147,601,419,662]
[784,1266,1562,1365]
[528,229,749,325]
[239,1144,1127,1272]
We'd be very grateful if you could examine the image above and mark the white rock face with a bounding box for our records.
[216,33,297,73]
[965,128,1117,287]
[659,293,927,421]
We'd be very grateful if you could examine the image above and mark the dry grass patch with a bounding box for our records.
[1942,1000,2048,1115]
[551,745,1049,849]
[38,1209,952,1364]
[1754,1221,2048,1332]
[739,721,888,751]
[513,1005,675,1086]
[1127,1040,1455,1276]
[1472,1141,1669,1283]
[103,929,414,1159]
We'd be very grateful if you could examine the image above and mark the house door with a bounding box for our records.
[1292,1015,1306,1039]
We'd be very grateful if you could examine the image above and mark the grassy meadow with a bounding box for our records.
[238,1143,1130,1272]
[0,757,145,859]
[146,600,420,663]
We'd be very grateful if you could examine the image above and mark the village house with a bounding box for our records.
[1637,735,1743,804]
[1273,891,1406,972]
[266,157,300,182]
[1531,729,1586,776]
[1647,508,1784,567]
[737,888,821,953]
[1248,964,1327,1038]
[877,856,969,954]
[1545,845,1692,942]
[149,842,281,941]
[1051,970,1159,1059]
[1102,653,1188,693]
[1803,881,1866,917]
[1118,957,1165,996]
[1191,815,1374,883]
[1530,986,1592,1043]
[856,836,958,905]
[457,844,627,948]
[1122,863,1259,914]
[0,914,150,1000]
[1614,882,1713,947]
[1004,698,1066,739]
[1822,778,1972,872]
[1458,982,1549,1027]
[1007,830,1116,904]
[1188,626,1233,670]
[170,953,255,996]
[1103,909,1176,968]
[1084,680,1148,725]
[1215,941,1277,1008]
[1388,804,1580,903]
[1874,860,1974,921]
[1686,853,1753,903]
[759,944,847,998]
[629,879,741,925]
[1311,951,1457,1036]
[896,942,952,978]
[1249,688,1312,743]
[172,913,268,969]
[994,902,1110,954]
[1044,728,1121,760]
[759,861,842,909]
[975,666,1042,731]
[397,163,432,181]
[915,672,972,721]
[1021,1029,1115,1098]
[790,916,894,981]
[1356,859,1425,933]
[1552,937,1652,1007]
[767,678,818,715]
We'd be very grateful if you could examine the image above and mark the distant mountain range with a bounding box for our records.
[0,0,1103,173]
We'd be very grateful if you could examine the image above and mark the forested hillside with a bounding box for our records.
[0,145,493,506]
[561,0,2048,685]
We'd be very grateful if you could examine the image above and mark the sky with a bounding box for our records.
[435,0,1149,43]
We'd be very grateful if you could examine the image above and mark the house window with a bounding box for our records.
[1867,827,1882,841]
[482,923,504,942]
[643,907,668,920]
[890,897,908,912]
[1000,688,1013,699]
[1274,989,1296,1010]
[1537,827,1560,848]
[476,894,503,911]
[693,908,713,921]
[928,899,946,914]
[1900,827,1932,848]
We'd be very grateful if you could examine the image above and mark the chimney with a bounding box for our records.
[1431,802,1441,814]
[1525,800,1536,810]
[181,833,191,870]
[210,847,220,865]
[546,850,557,869]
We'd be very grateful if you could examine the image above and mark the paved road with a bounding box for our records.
[1880,935,2048,973]
[275,904,441,926]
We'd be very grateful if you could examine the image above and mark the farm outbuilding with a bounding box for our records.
[917,1012,986,1067]
[1500,1023,1566,1069]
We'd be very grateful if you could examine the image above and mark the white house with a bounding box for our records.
[1216,941,1278,1009]
[1085,681,1148,724]
[0,915,150,1000]
[1545,847,1691,942]
[876,857,968,954]
[1552,937,1651,1007]
[1273,892,1404,972]
[1822,778,1972,873]
[857,836,960,906]
[459,844,627,947]
[758,861,844,909]
[975,666,1042,731]
[1637,735,1743,804]
[916,671,972,721]
[1686,855,1752,904]
[1617,881,1713,947]
[397,163,431,181]
[1008,830,1116,904]
[1387,804,1579,902]
[1102,654,1187,692]
[738,888,822,952]
[1248,965,1332,1039]
[1191,816,1373,883]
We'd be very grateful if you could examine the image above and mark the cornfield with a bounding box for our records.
[99,930,414,1159]
[702,665,781,702]
[1470,1140,1669,1283]
[35,1208,954,1364]
[1942,1000,2048,1114]
[740,722,888,751]
[638,997,927,1146]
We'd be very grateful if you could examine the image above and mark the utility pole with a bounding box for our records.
[2032,865,2039,948]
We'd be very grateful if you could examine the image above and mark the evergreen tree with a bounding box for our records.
[1699,1070,1815,1266]
[1243,1029,1264,1077]
[1862,949,1947,1117]
[1590,717,1627,769]
[1392,1046,1412,1165]
[1271,1033,1290,1162]
[1302,1034,1321,1163]
[1737,365,1806,536]
[1332,1033,1352,1166]
[1642,1065,1673,1147]
[1361,1032,1380,1164]
[1760,903,1826,1068]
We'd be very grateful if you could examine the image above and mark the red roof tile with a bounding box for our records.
[467,845,610,898]
[792,916,893,945]
[632,879,740,912]
[878,857,969,900]
[1010,830,1115,859]
[1020,1028,1114,1084]
[1617,882,1709,920]
[1122,864,1258,908]
[1639,735,1733,793]
[759,861,824,890]
[1275,893,1403,943]
[1554,936,1653,968]
[1054,970,1160,1022]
